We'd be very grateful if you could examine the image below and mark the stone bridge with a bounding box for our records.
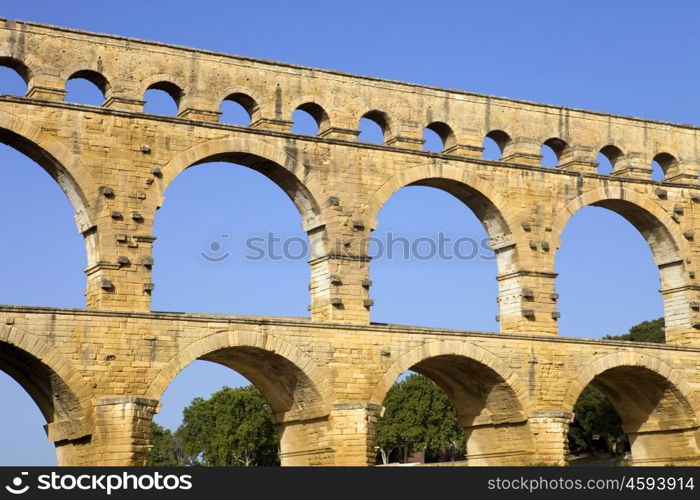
[0,19,699,466]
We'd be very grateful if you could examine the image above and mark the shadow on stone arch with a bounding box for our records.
[0,327,94,466]
[145,333,335,466]
[372,343,534,466]
[564,355,700,466]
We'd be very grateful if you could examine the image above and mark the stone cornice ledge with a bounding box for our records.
[0,304,697,352]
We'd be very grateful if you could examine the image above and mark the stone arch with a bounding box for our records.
[552,186,686,269]
[0,55,32,85]
[370,340,528,405]
[364,163,516,273]
[140,73,186,93]
[140,74,186,110]
[60,60,112,92]
[0,109,97,262]
[651,151,681,180]
[288,95,333,133]
[425,121,456,151]
[157,135,328,251]
[0,322,94,439]
[541,137,570,164]
[552,186,690,340]
[596,143,628,174]
[563,351,697,414]
[563,351,700,465]
[145,330,336,465]
[370,340,534,465]
[359,109,395,144]
[146,330,334,407]
[64,68,111,103]
[483,129,511,159]
[218,84,264,124]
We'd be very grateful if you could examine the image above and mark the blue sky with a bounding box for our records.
[0,0,696,464]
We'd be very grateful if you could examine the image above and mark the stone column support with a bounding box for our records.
[92,396,159,466]
[497,270,559,335]
[246,84,295,132]
[83,186,156,311]
[662,284,700,345]
[625,423,700,466]
[461,418,536,465]
[444,142,484,158]
[84,250,154,312]
[558,145,598,173]
[315,110,362,140]
[612,152,653,179]
[501,137,542,166]
[328,402,382,466]
[309,254,371,324]
[26,73,67,101]
[250,117,294,132]
[273,405,334,466]
[47,416,94,466]
[102,84,146,112]
[528,410,573,465]
[438,127,486,158]
[177,91,222,122]
[318,127,361,141]
[665,159,699,184]
[386,120,425,150]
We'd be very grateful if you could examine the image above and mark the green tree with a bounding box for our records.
[568,385,624,455]
[376,373,464,464]
[148,422,185,466]
[177,385,279,466]
[603,318,665,343]
[569,317,664,456]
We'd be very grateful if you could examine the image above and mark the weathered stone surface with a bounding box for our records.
[0,20,699,466]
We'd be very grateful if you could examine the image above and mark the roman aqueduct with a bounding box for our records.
[0,19,699,465]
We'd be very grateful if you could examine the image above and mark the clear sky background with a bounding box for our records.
[0,0,697,464]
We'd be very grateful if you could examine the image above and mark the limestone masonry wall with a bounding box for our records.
[0,19,698,465]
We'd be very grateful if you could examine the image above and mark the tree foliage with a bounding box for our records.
[148,422,185,466]
[148,385,279,466]
[376,373,464,464]
[603,318,665,343]
[568,385,625,455]
[569,317,664,456]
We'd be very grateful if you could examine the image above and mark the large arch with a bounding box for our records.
[146,330,336,465]
[371,340,534,465]
[365,164,517,277]
[552,187,686,266]
[157,136,327,253]
[365,164,521,332]
[552,186,691,340]
[0,110,96,240]
[366,164,511,236]
[563,352,700,465]
[0,322,94,464]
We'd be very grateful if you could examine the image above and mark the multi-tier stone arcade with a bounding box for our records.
[0,19,699,466]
